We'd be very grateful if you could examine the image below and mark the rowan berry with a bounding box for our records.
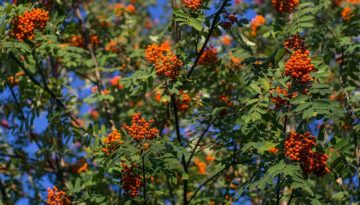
[284,132,316,161]
[284,50,315,84]
[301,151,330,176]
[177,90,191,113]
[284,132,330,176]
[206,154,216,162]
[341,7,353,21]
[123,113,159,141]
[121,163,142,197]
[71,159,89,174]
[182,0,202,10]
[272,0,300,13]
[270,87,289,108]
[47,186,71,205]
[268,147,279,154]
[105,40,119,53]
[68,35,84,47]
[219,95,234,107]
[198,46,218,65]
[250,15,266,36]
[126,4,136,14]
[89,34,100,46]
[102,129,123,155]
[145,42,183,79]
[12,8,49,41]
[284,34,306,52]
[110,76,124,90]
[194,157,207,175]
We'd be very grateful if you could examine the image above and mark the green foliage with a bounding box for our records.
[0,0,359,205]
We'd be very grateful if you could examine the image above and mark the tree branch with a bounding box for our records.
[186,116,217,168]
[186,0,230,78]
[0,180,9,205]
[9,53,88,133]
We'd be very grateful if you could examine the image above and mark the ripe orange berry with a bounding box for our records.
[284,131,330,176]
[182,0,202,10]
[121,163,142,197]
[268,147,279,154]
[284,50,315,84]
[198,46,218,65]
[105,40,119,53]
[145,42,183,79]
[177,90,191,113]
[123,113,159,141]
[284,34,306,52]
[250,15,266,36]
[47,186,71,205]
[284,132,316,162]
[126,4,136,14]
[272,0,300,13]
[194,158,207,175]
[341,7,353,21]
[102,129,123,155]
[12,8,49,41]
[68,35,84,47]
[89,34,100,46]
[219,95,234,107]
[269,87,290,108]
[143,143,150,150]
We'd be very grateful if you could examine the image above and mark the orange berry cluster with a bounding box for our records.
[221,13,238,30]
[219,95,234,107]
[68,34,100,47]
[47,186,71,205]
[284,132,316,161]
[110,76,124,90]
[272,0,300,13]
[121,163,142,198]
[105,40,119,53]
[145,42,183,79]
[102,129,124,155]
[71,159,89,174]
[182,0,202,10]
[12,8,49,41]
[194,157,207,175]
[177,90,191,113]
[284,50,315,83]
[284,34,305,52]
[268,147,279,154]
[250,15,266,36]
[114,3,136,16]
[7,71,25,86]
[336,0,360,6]
[68,35,84,47]
[270,87,289,108]
[284,132,330,176]
[198,46,218,65]
[301,151,330,176]
[123,113,159,141]
[89,34,100,47]
[341,7,353,21]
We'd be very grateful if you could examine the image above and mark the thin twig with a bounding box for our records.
[142,155,146,204]
[9,53,88,133]
[74,7,115,129]
[186,0,230,78]
[186,116,217,168]
[288,190,295,205]
[0,180,9,205]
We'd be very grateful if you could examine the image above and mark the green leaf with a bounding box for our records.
[188,18,203,31]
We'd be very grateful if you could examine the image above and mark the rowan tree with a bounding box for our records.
[0,0,359,204]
